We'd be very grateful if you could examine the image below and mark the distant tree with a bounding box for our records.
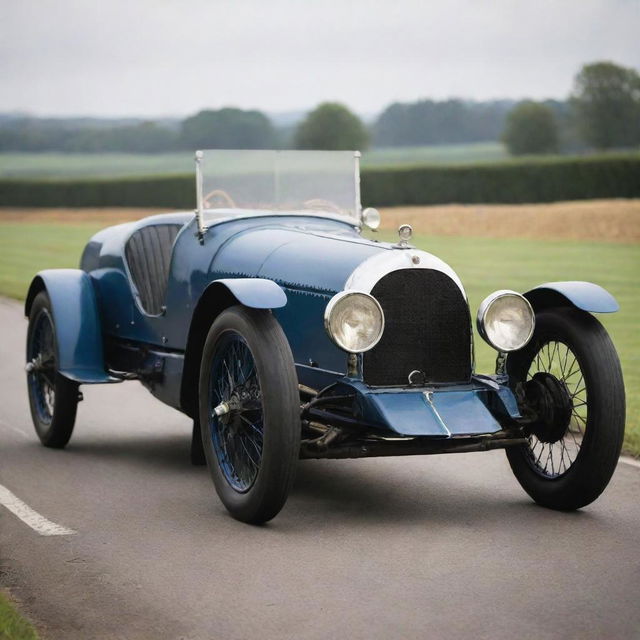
[294,103,369,150]
[66,122,178,153]
[570,61,640,149]
[180,108,275,149]
[373,99,514,147]
[113,122,178,152]
[541,99,585,153]
[502,101,558,156]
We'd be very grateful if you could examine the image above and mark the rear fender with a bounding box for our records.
[25,269,116,384]
[524,281,619,314]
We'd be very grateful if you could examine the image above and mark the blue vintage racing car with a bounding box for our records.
[25,150,625,523]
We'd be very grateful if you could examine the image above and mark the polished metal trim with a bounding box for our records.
[354,150,362,225]
[323,290,385,354]
[344,249,466,298]
[198,208,361,230]
[362,207,381,230]
[476,289,535,352]
[195,150,207,237]
[396,224,413,247]
[345,248,473,376]
[423,391,451,436]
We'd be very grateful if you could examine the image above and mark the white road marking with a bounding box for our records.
[0,484,76,536]
[0,418,29,439]
[620,456,640,469]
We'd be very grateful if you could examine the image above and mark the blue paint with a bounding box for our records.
[525,281,619,313]
[337,379,514,437]
[213,278,287,309]
[39,208,525,439]
[25,269,117,384]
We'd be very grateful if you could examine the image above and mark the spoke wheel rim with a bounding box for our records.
[524,340,587,478]
[27,309,57,425]
[208,331,264,493]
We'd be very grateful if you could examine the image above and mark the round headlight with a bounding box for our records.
[477,290,535,352]
[324,291,385,353]
[362,207,381,230]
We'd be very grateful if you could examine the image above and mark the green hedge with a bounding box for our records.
[361,154,640,206]
[0,174,195,209]
[0,154,638,208]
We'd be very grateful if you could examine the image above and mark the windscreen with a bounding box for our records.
[197,150,360,222]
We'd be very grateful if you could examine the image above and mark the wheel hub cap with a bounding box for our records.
[525,372,573,443]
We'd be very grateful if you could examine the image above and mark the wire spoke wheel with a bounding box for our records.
[209,332,264,492]
[506,306,625,511]
[27,308,58,425]
[26,291,78,448]
[199,306,300,524]
[524,340,586,478]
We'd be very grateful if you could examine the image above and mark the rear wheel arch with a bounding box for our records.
[25,275,46,317]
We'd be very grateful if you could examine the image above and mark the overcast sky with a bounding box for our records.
[1,0,638,118]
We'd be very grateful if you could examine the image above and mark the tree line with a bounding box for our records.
[502,62,640,155]
[0,61,637,156]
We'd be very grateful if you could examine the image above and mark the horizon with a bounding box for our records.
[0,96,567,123]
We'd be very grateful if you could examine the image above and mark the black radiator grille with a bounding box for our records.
[364,269,472,386]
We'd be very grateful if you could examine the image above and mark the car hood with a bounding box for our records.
[210,225,387,294]
[209,220,464,298]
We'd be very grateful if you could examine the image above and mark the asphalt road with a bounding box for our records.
[1,296,639,640]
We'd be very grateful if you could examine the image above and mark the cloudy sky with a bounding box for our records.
[1,0,638,118]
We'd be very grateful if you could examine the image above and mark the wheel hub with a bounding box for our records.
[524,372,573,443]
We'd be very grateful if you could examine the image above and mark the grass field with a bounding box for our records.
[0,143,507,179]
[3,146,639,180]
[0,592,39,640]
[0,205,638,457]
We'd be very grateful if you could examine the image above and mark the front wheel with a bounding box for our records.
[198,306,300,524]
[506,306,625,510]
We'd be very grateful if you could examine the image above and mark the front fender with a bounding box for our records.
[25,269,116,384]
[524,281,619,314]
[210,278,287,309]
[179,278,287,416]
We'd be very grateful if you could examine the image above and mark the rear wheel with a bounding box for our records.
[198,306,300,523]
[26,291,79,448]
[506,306,625,510]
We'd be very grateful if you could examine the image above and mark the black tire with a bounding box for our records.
[26,291,79,448]
[506,306,625,510]
[198,306,300,523]
[190,418,206,466]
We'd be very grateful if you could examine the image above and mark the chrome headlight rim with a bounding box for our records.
[477,289,535,352]
[324,290,385,354]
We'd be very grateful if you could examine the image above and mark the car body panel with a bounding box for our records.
[25,269,117,384]
[524,281,619,313]
[209,278,288,309]
[27,203,617,442]
[362,387,503,437]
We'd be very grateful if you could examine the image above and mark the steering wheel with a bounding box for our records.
[303,199,343,215]
[203,189,237,209]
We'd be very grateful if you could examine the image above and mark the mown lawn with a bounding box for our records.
[3,146,639,179]
[374,230,640,457]
[0,592,39,640]
[0,143,507,179]
[0,221,637,456]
